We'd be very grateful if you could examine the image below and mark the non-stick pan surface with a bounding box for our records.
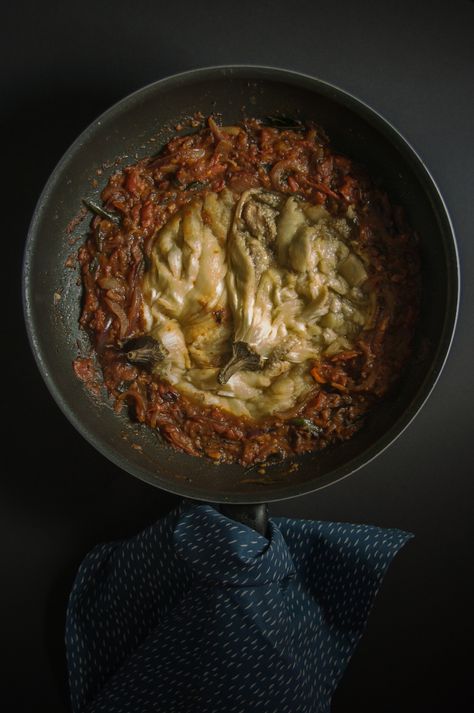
[23,66,459,503]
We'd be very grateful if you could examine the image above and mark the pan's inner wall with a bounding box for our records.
[24,68,458,502]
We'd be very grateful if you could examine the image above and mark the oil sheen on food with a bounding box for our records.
[76,117,420,465]
[143,189,373,419]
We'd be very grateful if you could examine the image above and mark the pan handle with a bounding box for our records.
[219,503,268,538]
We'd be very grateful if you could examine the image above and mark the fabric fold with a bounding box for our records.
[173,504,296,586]
[66,503,412,713]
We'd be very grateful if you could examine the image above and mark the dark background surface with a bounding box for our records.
[3,0,473,710]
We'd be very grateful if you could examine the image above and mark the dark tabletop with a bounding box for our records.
[4,1,473,710]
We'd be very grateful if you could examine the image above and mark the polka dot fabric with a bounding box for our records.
[66,503,412,713]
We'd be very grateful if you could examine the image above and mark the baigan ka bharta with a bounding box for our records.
[75,116,420,465]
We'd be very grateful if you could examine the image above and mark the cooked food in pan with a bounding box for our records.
[75,116,420,465]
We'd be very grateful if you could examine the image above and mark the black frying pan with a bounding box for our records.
[23,66,459,517]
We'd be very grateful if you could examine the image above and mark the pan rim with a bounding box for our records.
[22,65,460,503]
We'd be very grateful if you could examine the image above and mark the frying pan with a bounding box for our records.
[23,66,459,524]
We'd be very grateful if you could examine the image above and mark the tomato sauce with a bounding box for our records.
[76,118,420,465]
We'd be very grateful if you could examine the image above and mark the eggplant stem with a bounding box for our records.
[218,342,263,384]
[123,336,167,367]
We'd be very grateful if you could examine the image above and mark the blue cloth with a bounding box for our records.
[66,503,412,713]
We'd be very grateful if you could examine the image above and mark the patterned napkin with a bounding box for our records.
[66,502,412,713]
